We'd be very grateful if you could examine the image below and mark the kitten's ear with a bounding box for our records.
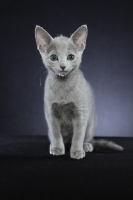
[70,25,88,51]
[35,25,53,52]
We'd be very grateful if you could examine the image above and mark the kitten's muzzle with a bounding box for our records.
[57,69,68,77]
[60,66,66,71]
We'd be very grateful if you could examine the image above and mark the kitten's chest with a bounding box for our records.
[46,81,78,123]
[52,102,77,122]
[47,80,75,103]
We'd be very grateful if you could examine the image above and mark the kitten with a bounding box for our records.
[35,25,123,159]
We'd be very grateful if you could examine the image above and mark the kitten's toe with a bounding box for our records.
[70,150,85,159]
[50,147,65,156]
[83,143,94,152]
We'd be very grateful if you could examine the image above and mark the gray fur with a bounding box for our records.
[91,139,123,151]
[35,25,123,159]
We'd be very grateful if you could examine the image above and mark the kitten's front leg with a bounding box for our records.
[70,116,87,159]
[46,113,65,156]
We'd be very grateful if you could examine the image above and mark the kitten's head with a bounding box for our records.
[35,25,88,77]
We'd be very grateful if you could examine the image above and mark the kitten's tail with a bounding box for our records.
[90,139,124,151]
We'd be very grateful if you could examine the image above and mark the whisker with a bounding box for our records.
[40,70,47,86]
[40,66,45,69]
[35,68,44,78]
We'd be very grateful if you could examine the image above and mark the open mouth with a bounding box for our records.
[57,73,65,77]
[56,71,68,77]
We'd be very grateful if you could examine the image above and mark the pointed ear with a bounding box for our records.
[35,25,53,52]
[70,25,88,51]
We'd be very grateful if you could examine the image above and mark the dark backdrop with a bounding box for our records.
[0,0,133,137]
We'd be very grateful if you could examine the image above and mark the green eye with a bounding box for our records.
[50,54,58,61]
[67,54,74,61]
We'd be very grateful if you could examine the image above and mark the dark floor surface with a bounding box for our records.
[0,136,133,200]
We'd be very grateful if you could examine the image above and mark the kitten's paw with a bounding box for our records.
[70,150,85,159]
[50,147,65,156]
[83,143,94,152]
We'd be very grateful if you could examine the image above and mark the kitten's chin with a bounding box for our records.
[57,73,66,77]
[55,71,69,78]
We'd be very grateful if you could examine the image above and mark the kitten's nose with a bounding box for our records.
[60,66,66,71]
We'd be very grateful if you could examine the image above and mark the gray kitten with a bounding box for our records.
[35,25,123,159]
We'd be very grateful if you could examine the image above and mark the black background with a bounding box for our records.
[1,0,133,137]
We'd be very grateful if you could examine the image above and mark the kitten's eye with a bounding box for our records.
[67,54,75,61]
[50,54,58,61]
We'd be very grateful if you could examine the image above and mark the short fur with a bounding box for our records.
[35,25,123,159]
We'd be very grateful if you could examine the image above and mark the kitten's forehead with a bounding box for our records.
[47,36,76,54]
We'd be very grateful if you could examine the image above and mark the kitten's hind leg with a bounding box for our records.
[83,117,95,152]
[83,143,94,152]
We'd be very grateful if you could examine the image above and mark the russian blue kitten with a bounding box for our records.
[35,25,123,159]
